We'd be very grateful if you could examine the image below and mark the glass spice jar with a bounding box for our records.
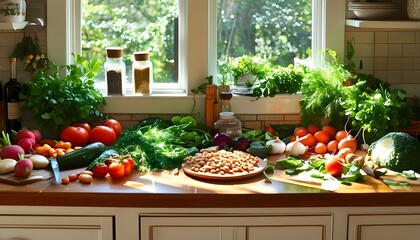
[214,112,243,141]
[219,91,233,113]
[132,52,153,94]
[104,47,126,95]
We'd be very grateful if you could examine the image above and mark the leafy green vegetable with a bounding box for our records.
[383,179,409,187]
[275,157,304,170]
[19,54,105,133]
[246,141,271,158]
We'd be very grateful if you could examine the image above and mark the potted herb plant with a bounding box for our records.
[19,54,105,138]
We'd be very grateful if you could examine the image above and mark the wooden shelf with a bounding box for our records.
[346,19,420,29]
[0,21,28,30]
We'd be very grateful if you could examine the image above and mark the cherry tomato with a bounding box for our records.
[266,127,276,135]
[60,126,90,147]
[93,164,109,178]
[325,156,344,178]
[108,162,125,179]
[122,157,135,175]
[103,119,122,138]
[72,122,91,132]
[89,126,117,146]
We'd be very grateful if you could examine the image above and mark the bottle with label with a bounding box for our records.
[132,52,153,94]
[213,112,242,140]
[104,47,126,95]
[4,58,22,133]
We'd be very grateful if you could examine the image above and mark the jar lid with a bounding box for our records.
[134,52,150,61]
[219,112,235,119]
[106,47,123,58]
[220,91,233,100]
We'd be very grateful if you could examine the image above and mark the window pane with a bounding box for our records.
[217,0,312,66]
[81,0,178,93]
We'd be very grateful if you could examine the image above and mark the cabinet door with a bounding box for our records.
[348,214,420,240]
[140,215,332,240]
[0,215,113,240]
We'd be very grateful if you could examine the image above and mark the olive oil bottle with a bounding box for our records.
[4,58,22,133]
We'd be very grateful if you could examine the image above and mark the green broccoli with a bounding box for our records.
[368,132,420,172]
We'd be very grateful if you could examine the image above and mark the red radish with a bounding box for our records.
[15,130,36,142]
[1,145,25,161]
[17,137,36,153]
[30,129,42,143]
[14,157,33,177]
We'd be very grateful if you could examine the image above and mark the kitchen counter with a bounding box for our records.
[1,166,420,208]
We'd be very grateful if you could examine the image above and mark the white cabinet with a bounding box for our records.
[0,215,114,240]
[348,214,420,240]
[140,215,333,240]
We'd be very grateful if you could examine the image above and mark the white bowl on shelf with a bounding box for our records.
[348,2,400,20]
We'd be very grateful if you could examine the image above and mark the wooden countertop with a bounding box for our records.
[1,165,420,208]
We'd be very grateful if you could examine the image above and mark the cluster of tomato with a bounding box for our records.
[290,125,357,155]
[93,155,135,179]
[60,119,122,147]
[61,155,135,184]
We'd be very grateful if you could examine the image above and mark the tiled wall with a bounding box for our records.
[345,26,420,96]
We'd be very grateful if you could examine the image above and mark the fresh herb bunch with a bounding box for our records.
[342,81,412,142]
[220,55,272,86]
[252,64,305,98]
[11,34,50,73]
[299,60,350,129]
[19,54,105,132]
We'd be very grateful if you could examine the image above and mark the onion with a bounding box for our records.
[286,138,307,157]
[266,137,286,155]
[212,133,231,149]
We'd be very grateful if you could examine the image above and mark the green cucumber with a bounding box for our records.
[56,142,106,170]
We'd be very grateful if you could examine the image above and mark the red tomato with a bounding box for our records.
[73,122,91,132]
[89,126,117,146]
[108,162,125,179]
[123,157,135,175]
[60,126,89,147]
[103,119,122,138]
[325,157,344,178]
[265,127,276,135]
[93,164,109,178]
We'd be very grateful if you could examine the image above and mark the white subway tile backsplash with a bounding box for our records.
[388,58,414,70]
[389,32,415,44]
[415,32,420,43]
[413,58,420,69]
[387,70,402,84]
[388,44,403,57]
[374,57,388,69]
[354,43,374,57]
[374,44,388,57]
[375,32,388,44]
[347,31,375,44]
[403,44,420,57]
[402,70,420,84]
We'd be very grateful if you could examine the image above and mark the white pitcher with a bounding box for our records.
[0,0,26,22]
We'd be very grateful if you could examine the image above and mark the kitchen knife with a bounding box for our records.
[50,158,60,183]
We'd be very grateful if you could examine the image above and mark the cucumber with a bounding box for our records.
[56,142,106,170]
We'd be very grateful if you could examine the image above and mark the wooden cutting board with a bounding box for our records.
[273,171,392,193]
[0,169,54,186]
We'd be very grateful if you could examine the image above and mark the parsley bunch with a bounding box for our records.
[19,54,105,133]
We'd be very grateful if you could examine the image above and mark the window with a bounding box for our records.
[46,0,346,115]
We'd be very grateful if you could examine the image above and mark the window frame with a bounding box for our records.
[46,0,346,116]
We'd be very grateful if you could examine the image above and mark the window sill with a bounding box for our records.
[102,94,302,115]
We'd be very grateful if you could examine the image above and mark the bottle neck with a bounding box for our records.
[10,58,17,80]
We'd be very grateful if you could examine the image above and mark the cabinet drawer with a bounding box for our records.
[140,215,333,240]
[0,215,114,240]
[348,214,420,240]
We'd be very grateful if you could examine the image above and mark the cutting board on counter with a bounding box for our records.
[0,169,54,186]
[273,171,392,193]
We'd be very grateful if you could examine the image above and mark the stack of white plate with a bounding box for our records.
[348,2,400,20]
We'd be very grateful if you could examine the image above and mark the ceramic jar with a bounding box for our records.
[408,0,420,20]
[0,0,26,22]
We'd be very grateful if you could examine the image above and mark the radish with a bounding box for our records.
[17,137,36,153]
[30,129,42,143]
[15,129,36,142]
[0,131,25,161]
[14,156,33,177]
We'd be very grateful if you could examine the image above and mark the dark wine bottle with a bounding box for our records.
[4,58,22,133]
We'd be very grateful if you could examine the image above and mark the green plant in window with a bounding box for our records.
[0,2,20,16]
